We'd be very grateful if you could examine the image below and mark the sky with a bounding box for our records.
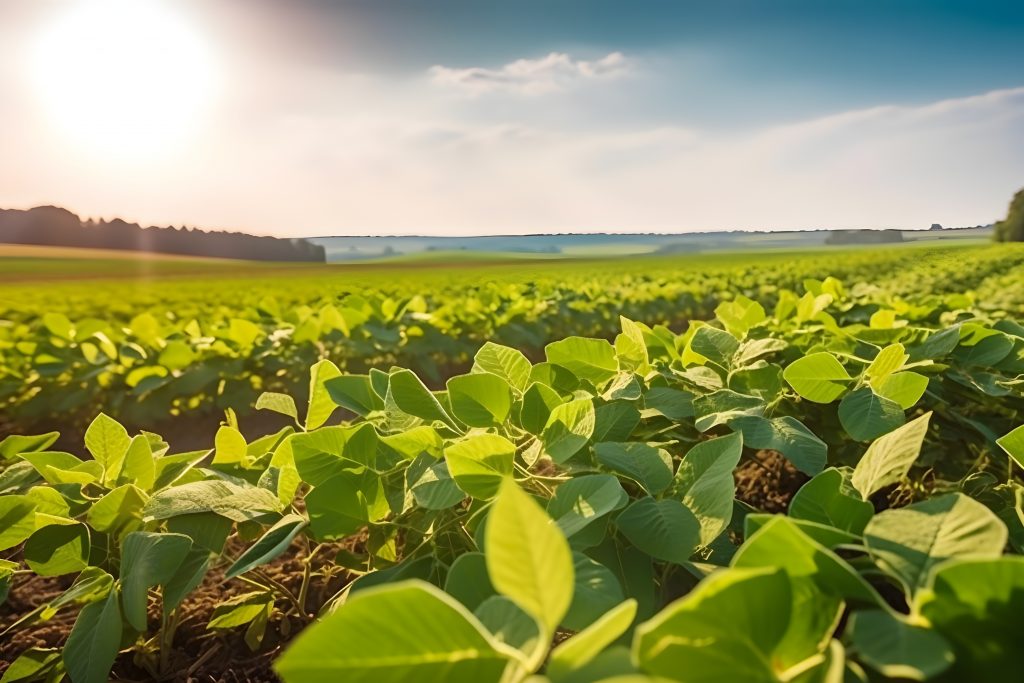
[1,0,1023,236]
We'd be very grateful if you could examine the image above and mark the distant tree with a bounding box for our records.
[0,206,325,262]
[929,223,943,231]
[994,188,1024,242]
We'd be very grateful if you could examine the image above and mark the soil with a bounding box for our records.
[734,449,810,513]
[0,540,355,683]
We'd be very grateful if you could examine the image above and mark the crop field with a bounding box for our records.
[1,240,1024,682]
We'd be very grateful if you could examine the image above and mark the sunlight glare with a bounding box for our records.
[30,0,218,157]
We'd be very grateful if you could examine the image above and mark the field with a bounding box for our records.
[1,240,1024,682]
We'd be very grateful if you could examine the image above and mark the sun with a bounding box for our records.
[30,0,218,157]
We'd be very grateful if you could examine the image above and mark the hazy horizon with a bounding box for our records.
[1,0,1022,238]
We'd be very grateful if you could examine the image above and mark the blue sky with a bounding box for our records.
[1,0,1022,235]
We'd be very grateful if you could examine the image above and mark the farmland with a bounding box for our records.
[1,240,1024,682]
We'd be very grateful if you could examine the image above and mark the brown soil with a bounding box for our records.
[0,540,355,683]
[734,449,810,513]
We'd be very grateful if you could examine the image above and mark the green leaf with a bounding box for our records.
[42,312,73,340]
[379,426,442,461]
[486,478,574,635]
[546,337,619,385]
[48,567,114,611]
[547,474,629,538]
[616,497,700,566]
[542,399,596,464]
[114,435,155,490]
[744,514,859,550]
[731,415,827,476]
[0,648,63,683]
[447,373,513,428]
[0,432,59,460]
[306,359,342,430]
[873,371,929,410]
[520,382,563,435]
[715,296,766,338]
[307,469,389,539]
[213,425,248,465]
[838,388,905,442]
[594,442,674,495]
[776,581,845,675]
[120,531,193,631]
[673,432,744,546]
[634,567,791,682]
[407,456,465,511]
[851,412,931,499]
[688,325,740,366]
[783,352,852,403]
[256,392,299,422]
[84,412,130,471]
[324,374,385,417]
[472,342,532,392]
[734,338,788,368]
[908,326,960,362]
[615,316,650,373]
[24,522,89,577]
[19,451,97,486]
[864,493,1007,594]
[866,343,908,381]
[166,512,232,553]
[915,557,1024,682]
[444,552,497,611]
[735,516,883,605]
[291,423,379,484]
[274,580,513,683]
[0,559,16,607]
[996,424,1024,470]
[641,387,694,421]
[143,479,283,523]
[548,599,637,682]
[789,468,874,534]
[163,549,212,616]
[444,434,515,500]
[63,588,122,683]
[226,514,308,579]
[158,340,195,370]
[86,484,148,534]
[692,389,764,432]
[208,591,274,629]
[848,610,953,681]
[593,401,642,442]
[0,495,38,551]
[564,554,625,631]
[389,369,458,429]
[474,595,543,659]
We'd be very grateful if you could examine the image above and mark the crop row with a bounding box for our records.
[1,272,1022,682]
[2,244,1023,441]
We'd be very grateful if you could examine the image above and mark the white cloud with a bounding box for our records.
[428,51,630,96]
[3,40,1022,236]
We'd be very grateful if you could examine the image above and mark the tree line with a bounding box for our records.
[0,206,326,262]
[994,188,1024,242]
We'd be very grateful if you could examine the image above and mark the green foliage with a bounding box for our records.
[2,257,1024,682]
[993,187,1024,242]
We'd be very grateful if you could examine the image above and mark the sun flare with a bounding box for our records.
[30,0,218,157]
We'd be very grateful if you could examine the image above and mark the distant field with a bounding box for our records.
[369,249,568,263]
[0,244,237,261]
[0,236,991,285]
[0,242,319,281]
